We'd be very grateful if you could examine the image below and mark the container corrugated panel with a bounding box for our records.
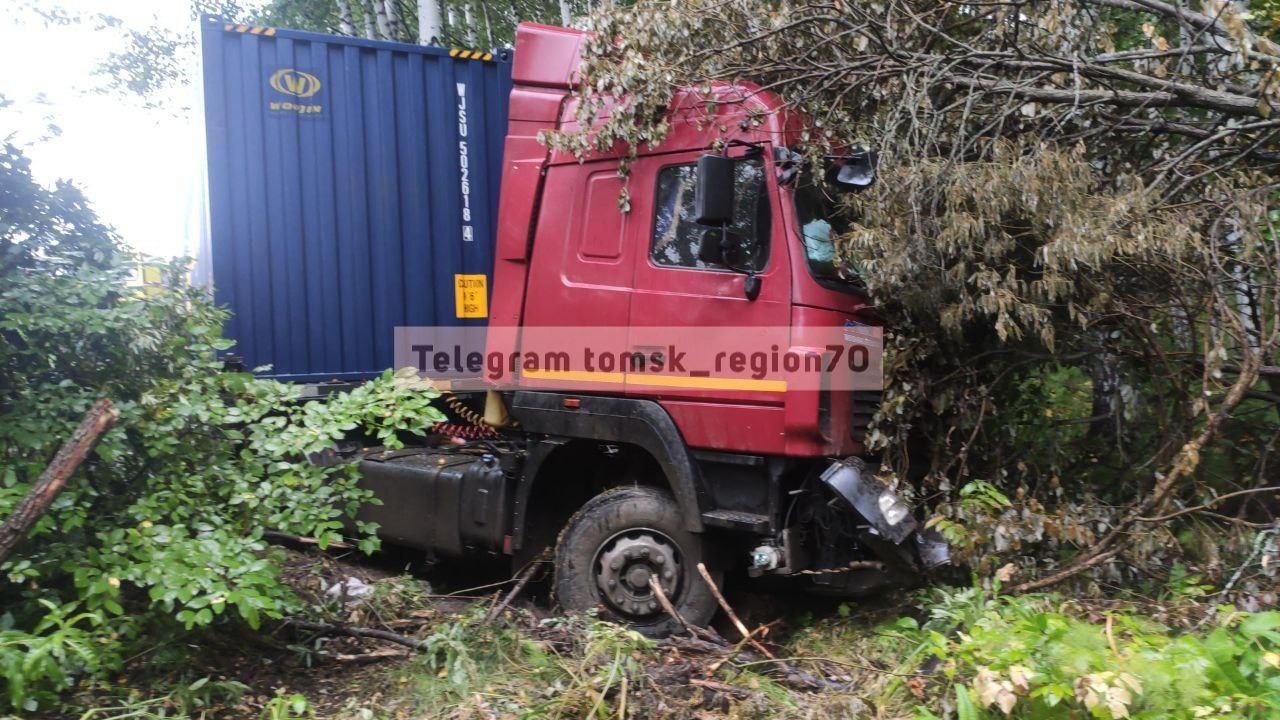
[200,16,512,381]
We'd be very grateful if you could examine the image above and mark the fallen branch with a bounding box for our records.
[327,648,406,664]
[0,399,118,565]
[734,655,935,679]
[695,562,775,660]
[262,530,354,550]
[689,677,757,699]
[1011,350,1265,593]
[708,620,776,674]
[648,576,688,634]
[485,561,542,622]
[1139,485,1280,523]
[284,619,428,651]
[659,635,730,655]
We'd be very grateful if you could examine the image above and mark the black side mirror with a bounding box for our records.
[695,154,735,226]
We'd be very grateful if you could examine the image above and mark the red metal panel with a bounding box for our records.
[521,163,633,329]
[511,23,585,89]
[660,401,789,454]
[578,173,626,260]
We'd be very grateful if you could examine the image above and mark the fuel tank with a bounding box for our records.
[354,447,518,556]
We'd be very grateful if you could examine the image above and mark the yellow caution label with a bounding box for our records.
[454,274,488,318]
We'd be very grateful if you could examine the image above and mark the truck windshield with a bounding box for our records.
[793,181,860,286]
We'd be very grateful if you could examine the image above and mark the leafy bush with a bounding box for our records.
[881,587,1280,719]
[0,142,444,711]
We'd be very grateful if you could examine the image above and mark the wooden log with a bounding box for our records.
[0,399,118,565]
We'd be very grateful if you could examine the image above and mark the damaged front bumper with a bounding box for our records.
[819,457,951,572]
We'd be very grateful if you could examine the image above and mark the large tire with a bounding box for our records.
[554,486,718,637]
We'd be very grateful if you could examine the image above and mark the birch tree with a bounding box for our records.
[359,0,376,38]
[336,0,355,34]
[419,0,444,44]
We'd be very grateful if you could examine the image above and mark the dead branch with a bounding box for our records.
[0,399,118,565]
[689,677,757,699]
[327,648,406,664]
[648,576,688,634]
[284,618,428,651]
[484,561,542,622]
[262,530,354,550]
[1139,485,1280,523]
[944,75,1259,117]
[1011,351,1265,593]
[695,562,775,660]
[708,621,776,674]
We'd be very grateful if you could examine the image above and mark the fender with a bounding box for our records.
[509,391,707,539]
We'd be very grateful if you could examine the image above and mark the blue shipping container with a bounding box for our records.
[200,16,512,381]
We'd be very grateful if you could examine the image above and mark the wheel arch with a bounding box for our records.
[509,392,707,557]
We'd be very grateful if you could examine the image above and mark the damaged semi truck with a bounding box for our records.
[201,17,947,635]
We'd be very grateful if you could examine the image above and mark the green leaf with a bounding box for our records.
[954,685,978,720]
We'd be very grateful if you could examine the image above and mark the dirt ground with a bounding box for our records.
[78,541,911,719]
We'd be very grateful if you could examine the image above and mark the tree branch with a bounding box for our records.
[0,399,119,565]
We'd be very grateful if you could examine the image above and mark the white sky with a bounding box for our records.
[1,1,210,258]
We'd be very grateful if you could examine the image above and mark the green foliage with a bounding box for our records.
[260,690,314,720]
[72,676,251,719]
[63,0,598,111]
[0,142,444,711]
[0,601,106,713]
[256,0,591,48]
[880,587,1280,719]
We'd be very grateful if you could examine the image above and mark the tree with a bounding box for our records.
[558,0,1280,589]
[78,0,594,111]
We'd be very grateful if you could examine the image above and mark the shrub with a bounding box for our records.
[0,142,444,712]
[883,587,1280,719]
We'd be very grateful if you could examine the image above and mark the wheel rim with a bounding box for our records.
[592,528,683,621]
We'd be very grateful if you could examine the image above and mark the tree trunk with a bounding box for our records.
[359,0,377,38]
[0,399,119,565]
[462,2,476,46]
[374,0,391,39]
[417,0,443,45]
[479,0,493,47]
[386,0,404,40]
[336,0,356,35]
[559,0,571,26]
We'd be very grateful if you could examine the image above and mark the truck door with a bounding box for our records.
[624,150,793,451]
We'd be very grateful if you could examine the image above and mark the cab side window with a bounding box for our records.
[650,158,769,271]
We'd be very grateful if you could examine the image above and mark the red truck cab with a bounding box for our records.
[489,24,879,457]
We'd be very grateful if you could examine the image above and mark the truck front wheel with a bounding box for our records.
[554,486,717,637]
